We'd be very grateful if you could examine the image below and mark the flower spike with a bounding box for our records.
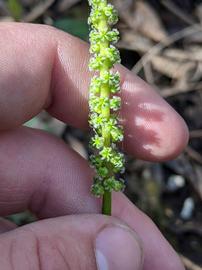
[88,0,125,215]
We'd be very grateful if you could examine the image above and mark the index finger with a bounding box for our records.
[0,22,188,161]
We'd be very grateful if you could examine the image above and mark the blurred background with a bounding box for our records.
[0,0,202,269]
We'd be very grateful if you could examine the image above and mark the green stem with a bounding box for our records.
[99,19,112,215]
[102,191,112,215]
[100,70,111,215]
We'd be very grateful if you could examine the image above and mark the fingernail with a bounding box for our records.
[95,225,143,270]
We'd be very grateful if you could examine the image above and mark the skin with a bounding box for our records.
[0,22,189,270]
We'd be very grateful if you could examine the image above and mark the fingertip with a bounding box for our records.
[119,70,189,161]
[157,110,189,161]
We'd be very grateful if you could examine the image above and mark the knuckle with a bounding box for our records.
[25,228,73,270]
[24,225,90,270]
[1,228,73,270]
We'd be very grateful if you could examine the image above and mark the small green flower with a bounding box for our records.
[90,96,110,113]
[103,117,118,133]
[106,29,119,43]
[89,95,99,112]
[110,125,123,142]
[97,166,109,177]
[103,4,118,25]
[91,179,105,197]
[90,134,104,149]
[113,178,125,192]
[100,146,113,161]
[90,155,103,169]
[110,96,121,111]
[110,152,125,172]
[103,177,125,192]
[89,113,105,129]
[99,70,111,83]
[89,76,101,94]
[109,72,121,93]
[89,55,102,71]
[90,43,101,54]
[88,10,102,28]
[100,46,121,67]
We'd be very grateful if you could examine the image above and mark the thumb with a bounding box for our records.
[0,214,143,270]
[95,223,143,270]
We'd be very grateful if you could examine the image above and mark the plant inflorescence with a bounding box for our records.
[88,0,125,215]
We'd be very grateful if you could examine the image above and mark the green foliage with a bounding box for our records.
[54,19,89,41]
[88,0,125,202]
[7,211,36,226]
[7,0,23,21]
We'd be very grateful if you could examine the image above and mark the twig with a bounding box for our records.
[143,62,155,84]
[160,82,202,98]
[180,255,202,270]
[185,146,202,165]
[150,55,196,80]
[133,25,202,74]
[190,130,202,139]
[56,0,81,12]
[161,0,196,26]
[22,0,55,22]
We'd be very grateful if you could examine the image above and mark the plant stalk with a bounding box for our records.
[102,191,112,215]
[88,0,124,216]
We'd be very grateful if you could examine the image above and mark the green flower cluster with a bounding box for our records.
[88,0,125,199]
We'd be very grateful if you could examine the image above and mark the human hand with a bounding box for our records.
[0,23,188,270]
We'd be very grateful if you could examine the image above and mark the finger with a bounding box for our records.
[0,215,143,270]
[0,127,183,270]
[113,193,184,270]
[0,218,16,233]
[0,127,99,216]
[0,22,188,161]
